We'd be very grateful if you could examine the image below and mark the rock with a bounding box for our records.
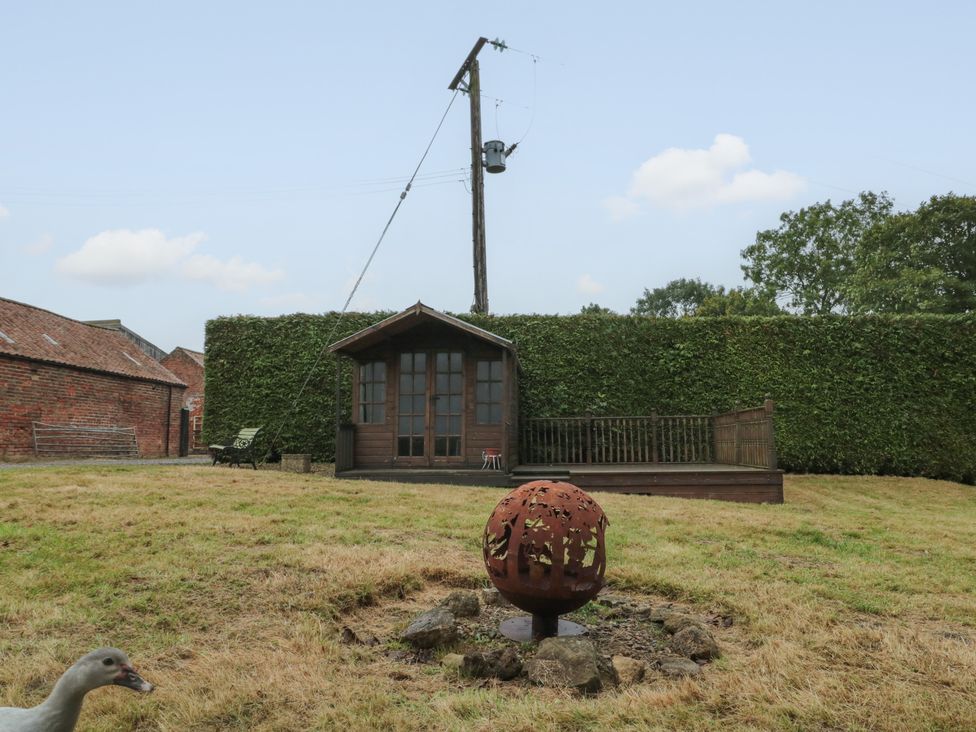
[644,605,676,623]
[656,656,702,678]
[340,626,379,646]
[481,587,510,607]
[401,607,458,649]
[596,594,629,608]
[663,613,701,635]
[525,637,617,694]
[611,655,645,686]
[441,590,480,617]
[671,625,720,661]
[461,648,522,680]
[441,653,465,673]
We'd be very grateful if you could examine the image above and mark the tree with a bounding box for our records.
[631,278,717,317]
[742,191,894,314]
[851,193,976,313]
[579,303,616,315]
[696,287,782,316]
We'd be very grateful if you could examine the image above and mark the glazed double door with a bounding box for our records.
[397,351,464,464]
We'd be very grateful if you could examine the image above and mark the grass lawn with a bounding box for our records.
[1,467,974,731]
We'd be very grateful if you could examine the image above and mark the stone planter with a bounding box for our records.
[281,453,311,473]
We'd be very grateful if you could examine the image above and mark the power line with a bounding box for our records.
[263,88,461,459]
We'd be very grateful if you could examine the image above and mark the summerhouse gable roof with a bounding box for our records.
[0,297,186,386]
[328,302,516,357]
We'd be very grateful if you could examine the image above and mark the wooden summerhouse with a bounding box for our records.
[331,302,784,503]
[330,303,517,482]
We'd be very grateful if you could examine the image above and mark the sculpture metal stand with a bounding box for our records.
[483,480,609,641]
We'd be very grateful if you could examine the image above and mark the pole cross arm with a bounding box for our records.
[448,37,488,90]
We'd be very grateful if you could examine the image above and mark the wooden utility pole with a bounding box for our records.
[449,37,490,315]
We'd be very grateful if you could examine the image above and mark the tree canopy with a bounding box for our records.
[740,191,894,314]
[851,193,976,313]
[632,190,975,317]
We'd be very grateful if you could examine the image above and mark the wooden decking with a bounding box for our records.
[335,462,784,503]
[510,463,783,504]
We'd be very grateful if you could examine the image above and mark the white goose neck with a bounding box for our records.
[32,671,89,732]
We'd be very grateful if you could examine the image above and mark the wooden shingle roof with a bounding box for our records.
[0,298,185,386]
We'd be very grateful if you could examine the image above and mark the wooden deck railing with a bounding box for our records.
[714,400,777,469]
[519,400,776,469]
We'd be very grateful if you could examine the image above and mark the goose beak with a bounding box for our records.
[113,664,154,693]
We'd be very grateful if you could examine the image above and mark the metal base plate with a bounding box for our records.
[498,616,588,643]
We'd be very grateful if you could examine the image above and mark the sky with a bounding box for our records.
[2,1,975,352]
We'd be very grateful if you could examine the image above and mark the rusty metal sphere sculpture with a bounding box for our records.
[483,480,608,640]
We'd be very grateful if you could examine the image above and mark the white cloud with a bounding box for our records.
[0,204,9,219]
[23,234,54,256]
[577,273,605,295]
[56,228,282,292]
[182,254,283,292]
[612,133,806,213]
[57,229,204,284]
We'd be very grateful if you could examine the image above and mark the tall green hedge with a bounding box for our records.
[204,312,976,483]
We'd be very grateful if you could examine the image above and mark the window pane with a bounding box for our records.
[490,360,502,380]
[450,352,462,370]
[399,374,412,393]
[400,353,411,370]
[490,404,502,423]
[399,416,410,434]
[398,437,410,456]
[360,405,368,422]
[450,416,461,434]
[477,361,489,380]
[449,374,462,392]
[476,404,489,423]
[476,383,489,402]
[359,383,367,402]
[490,383,502,401]
[435,415,447,433]
[399,395,411,413]
[373,383,385,402]
[413,395,425,413]
[449,436,461,456]
[373,405,385,423]
[449,395,462,413]
[435,374,448,393]
[434,437,447,456]
[415,353,426,371]
[413,415,424,433]
[374,362,386,380]
[436,352,448,371]
[412,437,424,455]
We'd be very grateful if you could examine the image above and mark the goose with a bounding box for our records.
[0,648,153,732]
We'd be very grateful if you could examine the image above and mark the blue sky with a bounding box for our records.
[2,1,974,352]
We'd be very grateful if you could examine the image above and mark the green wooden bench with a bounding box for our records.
[209,427,263,469]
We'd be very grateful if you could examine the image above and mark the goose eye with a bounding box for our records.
[103,658,115,666]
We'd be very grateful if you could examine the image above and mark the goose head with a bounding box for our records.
[68,648,154,695]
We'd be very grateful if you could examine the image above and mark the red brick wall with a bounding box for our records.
[160,351,204,420]
[0,355,185,459]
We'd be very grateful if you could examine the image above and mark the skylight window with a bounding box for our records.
[42,333,60,346]
[0,330,14,344]
[122,351,142,366]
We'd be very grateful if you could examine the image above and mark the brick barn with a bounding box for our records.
[160,347,205,451]
[0,298,186,460]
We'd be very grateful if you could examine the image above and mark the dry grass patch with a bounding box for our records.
[1,467,974,730]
